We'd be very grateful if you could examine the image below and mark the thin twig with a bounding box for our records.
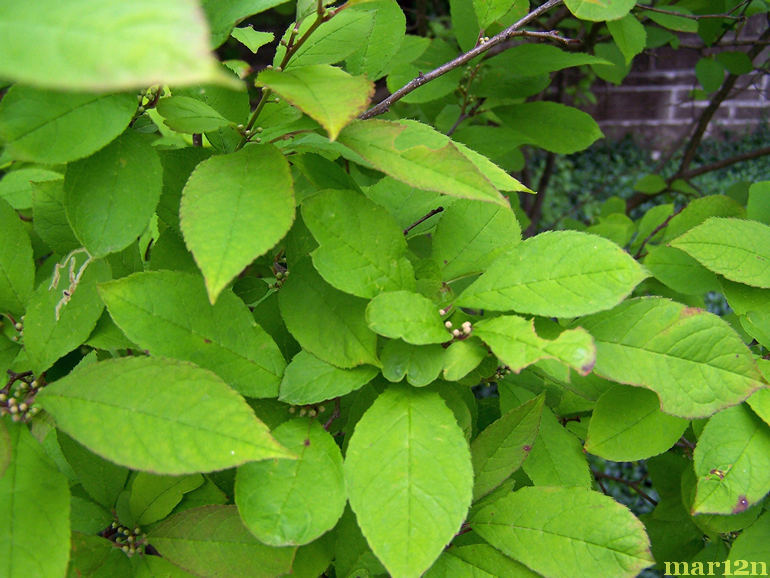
[403,207,444,236]
[626,25,770,213]
[593,471,658,506]
[238,4,342,149]
[524,151,556,237]
[359,0,565,119]
[679,145,770,180]
[633,206,684,259]
[677,25,770,176]
[323,398,341,431]
[639,5,742,20]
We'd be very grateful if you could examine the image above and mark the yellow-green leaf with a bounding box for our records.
[258,65,373,141]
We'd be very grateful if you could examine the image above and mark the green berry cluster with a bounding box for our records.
[272,266,290,289]
[288,403,327,418]
[102,522,146,557]
[0,371,41,423]
[7,315,24,343]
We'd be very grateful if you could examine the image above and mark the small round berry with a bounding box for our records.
[445,321,453,329]
[452,329,461,337]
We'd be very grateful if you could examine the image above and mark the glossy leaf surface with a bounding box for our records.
[345,385,473,577]
[37,357,293,474]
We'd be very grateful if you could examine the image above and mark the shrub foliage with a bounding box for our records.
[0,0,769,576]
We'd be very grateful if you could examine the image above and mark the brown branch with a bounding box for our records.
[679,145,770,180]
[359,0,565,119]
[524,152,556,237]
[639,5,742,20]
[633,206,684,259]
[403,206,444,235]
[626,25,770,213]
[593,471,658,506]
[677,26,770,177]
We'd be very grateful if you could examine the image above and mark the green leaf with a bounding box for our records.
[585,385,689,461]
[68,533,132,577]
[0,421,9,479]
[443,339,488,381]
[381,339,446,387]
[474,315,596,376]
[180,144,295,303]
[633,174,667,194]
[453,140,531,193]
[23,256,111,374]
[727,511,770,565]
[748,383,770,427]
[31,180,82,255]
[346,0,406,80]
[500,382,592,488]
[432,199,521,281]
[386,38,464,104]
[644,7,699,33]
[450,0,480,51]
[696,57,725,93]
[279,350,378,405]
[0,198,33,316]
[473,0,515,28]
[644,245,720,295]
[366,291,449,345]
[129,472,203,526]
[236,418,346,545]
[457,230,648,317]
[203,0,290,48]
[148,505,295,577]
[662,195,745,242]
[717,50,754,75]
[231,26,274,53]
[258,65,373,141]
[345,385,473,578]
[670,217,770,289]
[607,14,647,64]
[277,9,376,68]
[0,422,70,578]
[425,543,540,577]
[495,102,603,154]
[132,554,199,577]
[579,298,764,419]
[472,486,654,578]
[481,43,610,80]
[0,88,137,165]
[302,189,415,298]
[338,119,508,206]
[564,0,636,21]
[65,131,162,258]
[747,181,770,226]
[0,0,230,90]
[471,395,543,501]
[156,96,232,134]
[0,167,62,210]
[593,42,632,84]
[58,432,128,509]
[99,271,285,398]
[36,357,293,474]
[692,404,770,515]
[278,258,379,368]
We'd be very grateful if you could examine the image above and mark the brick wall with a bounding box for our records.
[587,19,768,146]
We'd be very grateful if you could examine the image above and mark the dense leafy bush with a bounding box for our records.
[1,0,769,577]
